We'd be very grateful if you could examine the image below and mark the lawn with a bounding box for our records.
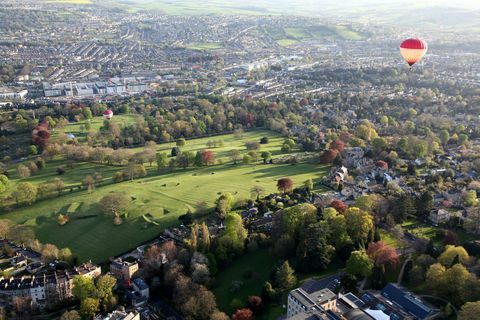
[2,162,329,263]
[277,39,298,47]
[213,249,344,319]
[2,128,287,198]
[1,127,329,263]
[185,43,223,51]
[52,114,136,143]
[212,249,277,315]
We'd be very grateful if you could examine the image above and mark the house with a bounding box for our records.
[0,261,101,309]
[96,310,140,320]
[132,278,149,299]
[110,258,139,281]
[287,280,337,318]
[429,209,450,225]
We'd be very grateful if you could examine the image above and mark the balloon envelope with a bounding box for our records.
[400,38,428,66]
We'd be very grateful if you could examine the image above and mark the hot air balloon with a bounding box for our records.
[400,38,428,67]
[103,109,113,120]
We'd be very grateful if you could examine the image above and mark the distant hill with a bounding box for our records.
[95,0,480,32]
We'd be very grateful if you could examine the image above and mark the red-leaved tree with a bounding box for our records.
[330,199,347,214]
[320,149,338,164]
[376,160,389,170]
[232,308,253,320]
[202,150,216,166]
[367,241,399,267]
[277,177,294,193]
[248,296,263,313]
[32,122,51,147]
[330,139,345,153]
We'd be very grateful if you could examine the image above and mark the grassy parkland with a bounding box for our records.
[1,123,330,263]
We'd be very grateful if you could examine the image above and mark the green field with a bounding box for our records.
[213,250,343,318]
[266,24,366,45]
[1,128,329,263]
[212,249,277,315]
[185,42,223,50]
[52,114,136,143]
[277,39,299,47]
[4,162,328,263]
[3,127,289,196]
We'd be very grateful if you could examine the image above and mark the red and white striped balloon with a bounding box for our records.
[400,38,428,67]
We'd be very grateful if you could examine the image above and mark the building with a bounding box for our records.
[0,88,28,100]
[96,310,140,320]
[0,262,101,309]
[287,280,434,320]
[287,286,337,318]
[110,258,139,281]
[429,209,450,225]
[132,278,149,299]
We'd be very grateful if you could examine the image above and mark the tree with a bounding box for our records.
[99,193,129,217]
[17,164,31,179]
[176,138,186,147]
[346,250,373,277]
[250,185,265,201]
[171,147,180,157]
[330,200,347,214]
[229,149,242,165]
[320,149,338,164]
[232,308,253,320]
[277,177,293,193]
[0,175,8,193]
[444,263,470,304]
[41,243,59,262]
[96,274,117,310]
[59,247,73,263]
[458,302,480,320]
[215,192,235,218]
[218,212,247,257]
[417,191,433,215]
[51,178,65,195]
[0,219,11,239]
[202,150,216,166]
[248,295,263,313]
[73,275,96,301]
[344,207,373,244]
[367,241,399,267]
[80,297,99,320]
[12,182,37,205]
[440,129,450,147]
[260,137,269,144]
[323,209,352,250]
[60,310,81,320]
[124,163,147,180]
[304,178,313,193]
[156,152,168,170]
[275,261,296,290]
[372,137,388,154]
[296,222,335,271]
[245,141,260,151]
[83,175,95,193]
[211,311,230,320]
[464,190,478,207]
[329,139,345,153]
[438,245,469,266]
[261,151,271,164]
[243,154,252,164]
[354,195,377,212]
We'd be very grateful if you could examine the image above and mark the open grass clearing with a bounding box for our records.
[3,162,329,263]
